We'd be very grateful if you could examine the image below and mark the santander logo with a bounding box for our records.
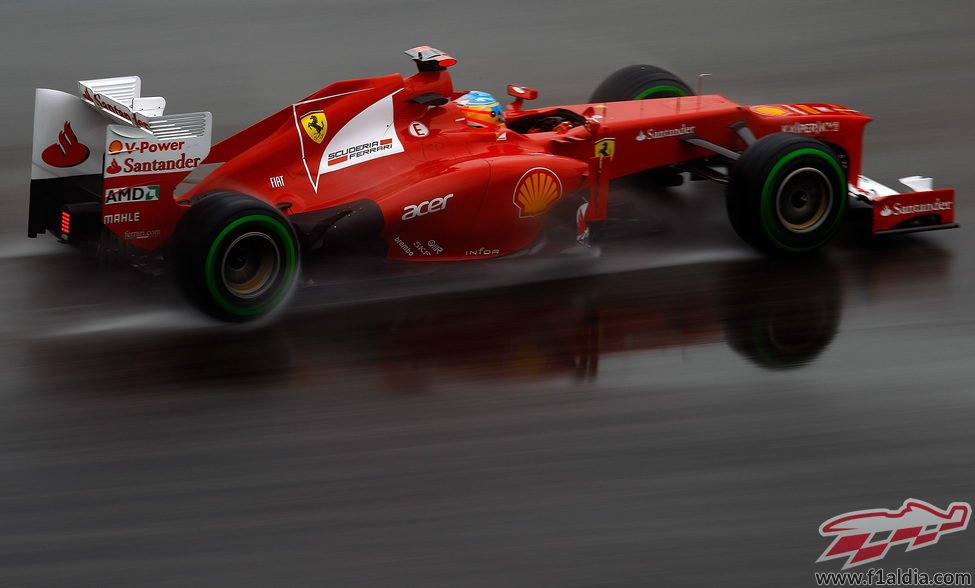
[41,121,90,168]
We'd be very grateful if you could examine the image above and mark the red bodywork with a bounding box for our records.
[62,52,954,257]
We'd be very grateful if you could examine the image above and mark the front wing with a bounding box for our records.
[852,175,957,235]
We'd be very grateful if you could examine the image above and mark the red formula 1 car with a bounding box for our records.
[29,46,957,321]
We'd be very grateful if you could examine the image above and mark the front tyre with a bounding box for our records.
[726,133,846,254]
[589,64,693,102]
[171,191,299,322]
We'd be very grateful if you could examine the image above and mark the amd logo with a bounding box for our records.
[104,185,160,205]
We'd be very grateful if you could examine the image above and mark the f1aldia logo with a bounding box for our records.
[816,498,970,569]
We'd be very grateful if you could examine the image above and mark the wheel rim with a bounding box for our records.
[775,166,832,233]
[220,231,281,299]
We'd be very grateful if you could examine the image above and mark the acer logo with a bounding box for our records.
[402,194,453,221]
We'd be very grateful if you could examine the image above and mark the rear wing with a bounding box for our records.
[80,76,212,180]
[31,76,212,181]
[30,76,213,247]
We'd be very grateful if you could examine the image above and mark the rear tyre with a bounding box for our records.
[590,64,694,102]
[171,191,299,322]
[726,133,846,254]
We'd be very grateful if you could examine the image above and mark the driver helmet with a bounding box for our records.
[456,91,505,128]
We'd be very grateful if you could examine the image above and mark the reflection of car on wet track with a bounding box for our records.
[36,234,957,396]
[28,46,956,321]
[28,239,952,395]
[370,258,846,384]
[33,259,841,394]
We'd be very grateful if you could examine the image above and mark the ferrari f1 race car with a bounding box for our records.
[29,46,957,321]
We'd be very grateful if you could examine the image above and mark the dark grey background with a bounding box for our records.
[1,1,973,586]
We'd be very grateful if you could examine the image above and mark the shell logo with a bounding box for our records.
[753,105,788,116]
[513,167,562,217]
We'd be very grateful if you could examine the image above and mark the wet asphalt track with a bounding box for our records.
[2,1,975,586]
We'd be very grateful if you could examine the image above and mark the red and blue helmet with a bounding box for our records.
[456,91,505,128]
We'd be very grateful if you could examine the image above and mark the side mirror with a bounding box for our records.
[507,84,538,111]
[405,46,457,72]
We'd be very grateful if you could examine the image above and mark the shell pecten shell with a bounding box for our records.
[514,168,562,217]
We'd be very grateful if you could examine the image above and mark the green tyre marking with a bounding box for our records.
[633,85,688,100]
[204,214,297,317]
[759,148,846,252]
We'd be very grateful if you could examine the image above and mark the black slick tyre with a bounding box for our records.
[590,64,693,102]
[726,133,846,254]
[170,191,299,322]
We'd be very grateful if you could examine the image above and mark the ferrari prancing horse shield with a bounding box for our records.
[300,111,328,144]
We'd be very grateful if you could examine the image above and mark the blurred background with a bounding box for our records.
[1,1,974,586]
